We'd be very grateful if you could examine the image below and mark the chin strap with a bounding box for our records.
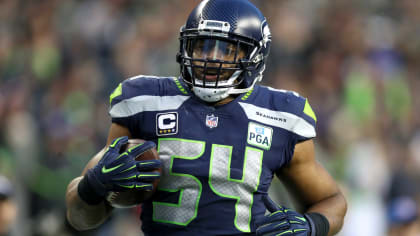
[228,74,261,95]
[188,63,265,102]
[228,64,265,95]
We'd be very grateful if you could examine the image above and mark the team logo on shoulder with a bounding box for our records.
[206,114,218,129]
[156,112,178,136]
[247,122,273,150]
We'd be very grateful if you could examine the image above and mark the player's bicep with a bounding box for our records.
[277,139,339,210]
[106,123,132,145]
[81,123,132,175]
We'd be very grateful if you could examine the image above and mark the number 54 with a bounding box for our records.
[153,138,264,233]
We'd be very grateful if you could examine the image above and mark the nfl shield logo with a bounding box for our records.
[206,114,218,128]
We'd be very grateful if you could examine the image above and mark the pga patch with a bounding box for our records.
[156,112,178,136]
[247,122,273,150]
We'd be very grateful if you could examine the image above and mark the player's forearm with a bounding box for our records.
[306,191,347,236]
[65,177,113,231]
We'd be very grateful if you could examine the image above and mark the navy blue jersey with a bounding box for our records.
[109,75,317,236]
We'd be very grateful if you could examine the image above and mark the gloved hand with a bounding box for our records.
[78,136,161,205]
[255,195,312,236]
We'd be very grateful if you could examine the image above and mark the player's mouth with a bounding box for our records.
[195,70,220,81]
[193,67,234,83]
[204,74,218,81]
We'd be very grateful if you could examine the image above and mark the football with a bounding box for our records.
[105,139,161,208]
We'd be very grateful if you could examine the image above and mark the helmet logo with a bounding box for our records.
[198,20,231,33]
[261,21,271,48]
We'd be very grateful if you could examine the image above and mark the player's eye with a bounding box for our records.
[190,39,236,60]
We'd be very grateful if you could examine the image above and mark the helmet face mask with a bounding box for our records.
[178,0,271,102]
[187,38,251,88]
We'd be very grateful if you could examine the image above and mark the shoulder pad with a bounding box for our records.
[266,87,316,120]
[240,86,317,139]
[109,75,159,106]
[109,75,190,118]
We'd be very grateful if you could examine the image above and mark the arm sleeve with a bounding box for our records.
[283,95,317,165]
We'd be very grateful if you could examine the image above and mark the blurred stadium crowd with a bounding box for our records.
[0,0,420,235]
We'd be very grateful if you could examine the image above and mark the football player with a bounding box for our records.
[66,0,347,235]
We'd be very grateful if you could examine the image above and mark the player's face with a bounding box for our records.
[189,39,247,82]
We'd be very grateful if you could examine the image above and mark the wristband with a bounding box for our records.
[77,171,105,205]
[304,212,330,236]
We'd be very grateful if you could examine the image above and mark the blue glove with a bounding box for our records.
[78,136,161,204]
[255,195,312,236]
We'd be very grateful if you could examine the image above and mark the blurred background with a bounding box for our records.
[0,0,420,235]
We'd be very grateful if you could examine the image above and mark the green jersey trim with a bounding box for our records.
[303,99,317,122]
[109,83,122,104]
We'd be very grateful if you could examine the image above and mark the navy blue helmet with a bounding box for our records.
[177,0,271,102]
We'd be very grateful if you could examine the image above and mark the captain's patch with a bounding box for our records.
[156,112,178,136]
